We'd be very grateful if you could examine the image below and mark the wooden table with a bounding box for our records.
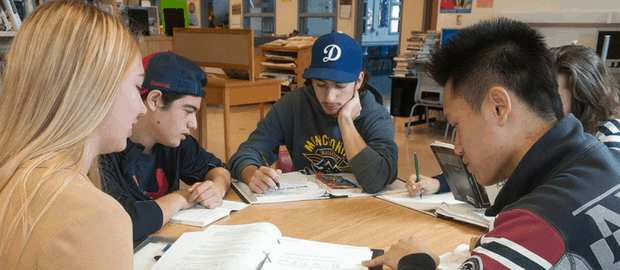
[152,190,486,260]
[198,77,281,161]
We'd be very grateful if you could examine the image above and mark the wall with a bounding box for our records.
[228,0,357,36]
[398,0,426,56]
[436,0,620,48]
[336,0,356,38]
[276,0,299,35]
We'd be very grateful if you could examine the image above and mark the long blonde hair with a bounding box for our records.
[0,0,140,263]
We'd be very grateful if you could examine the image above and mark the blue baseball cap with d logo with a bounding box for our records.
[302,32,362,83]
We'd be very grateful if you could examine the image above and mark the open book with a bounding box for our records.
[430,141,502,208]
[150,222,383,270]
[169,200,249,227]
[231,171,407,204]
[376,192,494,228]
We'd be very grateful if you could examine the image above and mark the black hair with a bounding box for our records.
[303,69,371,92]
[426,18,563,122]
[140,77,208,110]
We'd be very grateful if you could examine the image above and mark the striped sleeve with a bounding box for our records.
[596,119,620,152]
[466,209,565,270]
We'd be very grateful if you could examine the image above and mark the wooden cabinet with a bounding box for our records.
[258,44,313,95]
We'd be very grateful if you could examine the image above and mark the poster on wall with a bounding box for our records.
[440,0,472,13]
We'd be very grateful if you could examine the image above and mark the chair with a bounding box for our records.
[405,71,446,137]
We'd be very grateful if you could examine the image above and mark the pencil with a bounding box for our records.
[414,152,422,199]
[259,151,280,189]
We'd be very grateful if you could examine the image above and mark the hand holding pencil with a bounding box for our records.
[406,174,441,197]
[241,151,282,194]
[405,153,442,197]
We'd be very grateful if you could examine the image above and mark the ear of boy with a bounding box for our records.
[147,90,164,111]
[488,87,511,127]
[354,72,364,91]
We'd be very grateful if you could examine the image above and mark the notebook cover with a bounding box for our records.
[430,142,490,208]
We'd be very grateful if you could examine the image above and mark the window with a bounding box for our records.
[389,0,401,35]
[299,0,337,35]
[243,0,275,34]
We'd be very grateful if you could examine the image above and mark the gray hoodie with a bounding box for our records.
[228,84,398,193]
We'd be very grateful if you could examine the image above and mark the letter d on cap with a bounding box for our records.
[323,45,341,62]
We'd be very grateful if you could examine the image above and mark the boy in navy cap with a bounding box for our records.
[229,32,397,194]
[100,52,231,242]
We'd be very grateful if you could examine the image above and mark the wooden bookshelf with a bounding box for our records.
[259,41,314,95]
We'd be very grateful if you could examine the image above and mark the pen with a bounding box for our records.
[154,243,172,261]
[256,251,272,270]
[259,151,280,189]
[414,152,422,199]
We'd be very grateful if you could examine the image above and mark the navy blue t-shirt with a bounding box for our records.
[100,135,226,241]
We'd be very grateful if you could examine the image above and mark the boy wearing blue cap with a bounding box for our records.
[100,52,231,242]
[229,32,398,194]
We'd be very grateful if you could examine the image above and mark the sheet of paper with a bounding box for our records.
[151,223,282,270]
[347,178,408,198]
[438,244,470,270]
[377,192,464,211]
[253,172,327,203]
[170,200,249,227]
[263,237,372,270]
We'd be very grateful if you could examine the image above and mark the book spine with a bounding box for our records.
[2,0,21,30]
[170,219,203,227]
[0,5,11,31]
[230,181,257,204]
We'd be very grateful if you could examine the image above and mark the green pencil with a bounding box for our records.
[414,152,422,199]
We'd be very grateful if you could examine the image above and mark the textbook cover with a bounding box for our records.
[312,174,363,194]
[430,141,493,208]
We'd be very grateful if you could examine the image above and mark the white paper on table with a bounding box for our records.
[151,223,281,270]
[438,244,470,270]
[263,237,372,270]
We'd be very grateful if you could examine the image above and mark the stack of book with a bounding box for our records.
[392,31,439,78]
[405,31,439,59]
[392,56,417,77]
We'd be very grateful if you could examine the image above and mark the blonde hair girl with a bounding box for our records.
[0,0,146,268]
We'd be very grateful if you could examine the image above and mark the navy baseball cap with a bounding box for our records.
[302,32,363,83]
[141,51,207,98]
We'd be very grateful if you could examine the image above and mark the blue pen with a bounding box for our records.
[162,243,172,252]
[154,243,172,261]
[414,152,422,199]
